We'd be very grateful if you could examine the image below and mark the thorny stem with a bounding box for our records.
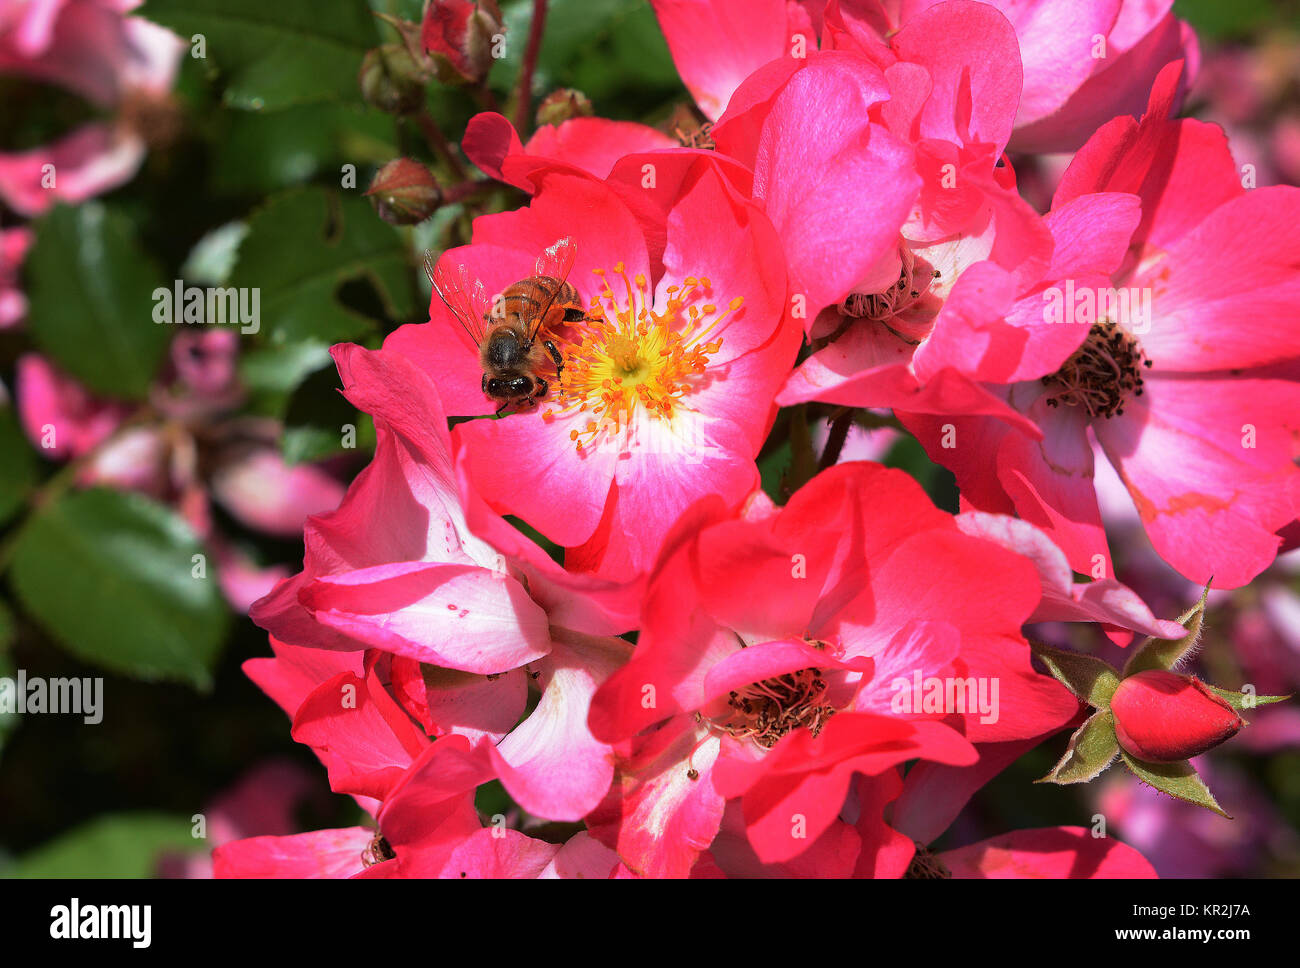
[415,110,469,181]
[513,0,549,136]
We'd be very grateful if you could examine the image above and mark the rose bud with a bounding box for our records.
[359,44,426,115]
[1111,670,1245,763]
[421,0,504,86]
[365,158,441,225]
[536,89,593,127]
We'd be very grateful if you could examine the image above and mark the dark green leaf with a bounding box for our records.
[4,812,204,877]
[0,600,17,756]
[0,406,39,526]
[9,489,229,689]
[229,188,418,402]
[211,103,396,195]
[142,0,380,111]
[25,204,169,399]
[281,363,368,463]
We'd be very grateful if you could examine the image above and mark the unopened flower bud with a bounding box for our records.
[422,0,504,86]
[536,89,593,127]
[359,44,427,115]
[1111,670,1244,763]
[366,158,441,225]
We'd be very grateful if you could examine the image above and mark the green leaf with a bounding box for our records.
[281,363,368,463]
[0,406,39,526]
[180,221,248,286]
[4,812,205,877]
[229,188,418,399]
[1123,583,1211,677]
[210,103,396,195]
[24,204,169,399]
[1037,709,1121,784]
[1030,641,1122,708]
[497,0,681,116]
[1201,682,1290,714]
[8,489,229,689]
[1120,751,1230,819]
[0,600,18,756]
[142,0,380,111]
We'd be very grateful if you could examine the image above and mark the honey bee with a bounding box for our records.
[425,238,586,414]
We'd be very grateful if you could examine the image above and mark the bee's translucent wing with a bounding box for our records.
[425,250,490,347]
[527,237,579,341]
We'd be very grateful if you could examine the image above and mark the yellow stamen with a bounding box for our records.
[543,265,740,453]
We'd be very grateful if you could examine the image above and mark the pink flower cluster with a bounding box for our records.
[222,0,1298,878]
[0,0,184,330]
[15,333,347,612]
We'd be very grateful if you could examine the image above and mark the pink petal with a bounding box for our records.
[539,831,621,879]
[585,716,727,878]
[889,0,1024,156]
[15,352,128,458]
[488,631,629,822]
[300,560,552,674]
[213,827,372,879]
[1011,9,1199,154]
[1094,375,1300,588]
[438,828,560,879]
[290,669,428,799]
[1135,187,1300,371]
[940,826,1157,878]
[523,117,677,180]
[0,123,145,217]
[996,392,1111,578]
[649,0,792,120]
[209,446,345,538]
[955,511,1187,638]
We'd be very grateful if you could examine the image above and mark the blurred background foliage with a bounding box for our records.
[0,0,1297,876]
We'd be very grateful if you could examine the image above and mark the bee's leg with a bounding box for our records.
[532,378,548,402]
[495,399,512,416]
[544,340,564,380]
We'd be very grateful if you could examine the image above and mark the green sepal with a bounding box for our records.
[1119,750,1230,819]
[1030,640,1121,708]
[1123,582,1211,677]
[1200,683,1290,714]
[1037,709,1121,784]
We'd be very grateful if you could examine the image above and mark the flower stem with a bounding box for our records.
[513,0,549,135]
[415,110,469,181]
[818,408,854,471]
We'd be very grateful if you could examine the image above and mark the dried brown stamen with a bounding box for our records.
[904,843,952,879]
[1042,319,1150,419]
[713,667,836,749]
[835,252,936,346]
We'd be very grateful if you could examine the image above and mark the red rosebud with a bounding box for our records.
[365,158,441,225]
[1111,670,1244,763]
[420,0,503,85]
